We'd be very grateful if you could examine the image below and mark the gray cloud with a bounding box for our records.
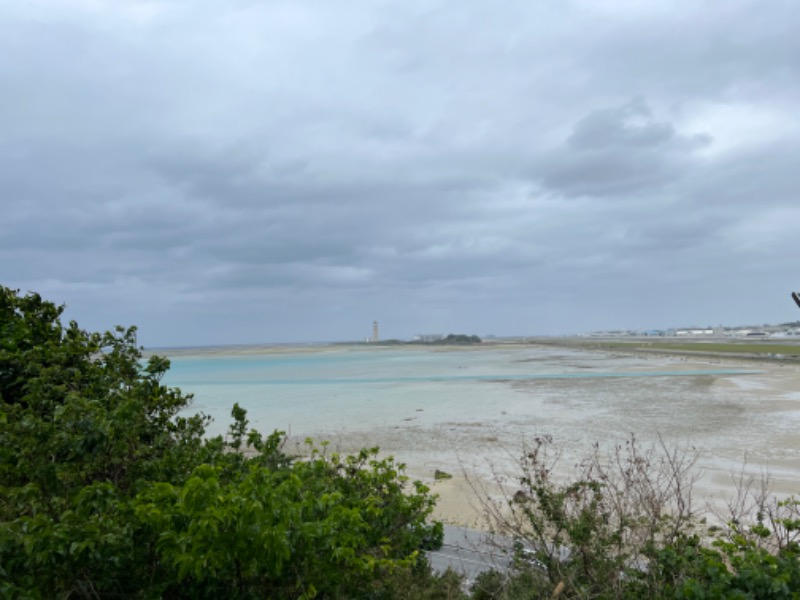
[567,99,709,151]
[535,99,713,197]
[2,0,799,344]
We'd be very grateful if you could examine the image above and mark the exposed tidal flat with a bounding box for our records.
[156,342,800,527]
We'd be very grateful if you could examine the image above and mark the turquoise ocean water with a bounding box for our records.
[160,346,758,438]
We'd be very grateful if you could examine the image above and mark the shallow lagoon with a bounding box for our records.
[160,344,800,521]
[162,346,757,438]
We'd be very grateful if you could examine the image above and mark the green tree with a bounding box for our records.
[0,287,442,598]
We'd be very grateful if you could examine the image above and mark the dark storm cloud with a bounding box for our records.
[2,0,799,344]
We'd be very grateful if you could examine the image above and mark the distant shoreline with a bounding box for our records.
[144,336,800,365]
[142,340,532,358]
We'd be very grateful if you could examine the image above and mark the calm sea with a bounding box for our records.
[160,346,757,439]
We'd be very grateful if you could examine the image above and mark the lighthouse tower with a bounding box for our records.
[372,321,379,342]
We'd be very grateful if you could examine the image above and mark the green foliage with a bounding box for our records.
[475,436,800,599]
[376,334,483,346]
[470,566,550,600]
[376,565,466,600]
[0,287,442,598]
[134,449,439,598]
[437,335,482,345]
[420,334,482,346]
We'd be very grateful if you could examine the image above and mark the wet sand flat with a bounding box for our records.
[160,344,800,527]
[292,355,800,527]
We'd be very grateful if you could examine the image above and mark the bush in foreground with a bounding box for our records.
[0,287,442,598]
[471,435,800,599]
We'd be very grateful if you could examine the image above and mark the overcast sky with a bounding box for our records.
[2,0,799,346]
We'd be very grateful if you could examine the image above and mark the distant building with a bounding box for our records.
[641,330,666,337]
[372,321,379,342]
[413,333,447,342]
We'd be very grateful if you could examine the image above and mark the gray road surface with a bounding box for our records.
[427,525,514,582]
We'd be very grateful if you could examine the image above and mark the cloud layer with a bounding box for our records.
[2,0,799,345]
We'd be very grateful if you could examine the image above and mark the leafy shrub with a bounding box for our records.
[472,435,800,599]
[0,287,441,598]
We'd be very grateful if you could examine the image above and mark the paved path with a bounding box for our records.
[427,525,514,583]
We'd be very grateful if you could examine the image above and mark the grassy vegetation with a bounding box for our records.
[638,342,800,355]
[550,339,800,357]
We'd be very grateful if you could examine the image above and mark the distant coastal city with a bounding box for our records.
[363,319,800,345]
[582,320,800,339]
